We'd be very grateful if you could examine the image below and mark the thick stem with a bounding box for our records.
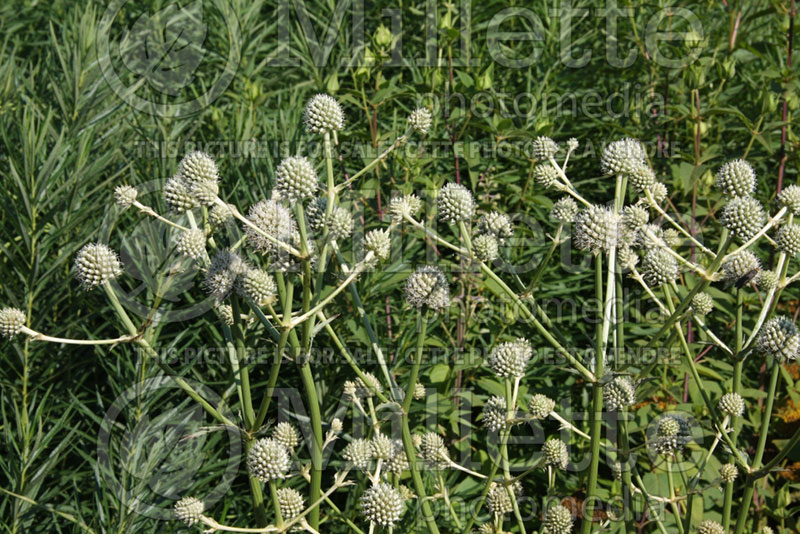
[299,363,324,530]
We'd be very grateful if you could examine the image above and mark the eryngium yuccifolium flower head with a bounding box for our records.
[716,159,756,197]
[0,307,26,338]
[603,376,636,411]
[628,162,657,191]
[217,304,234,325]
[719,392,745,417]
[719,462,738,483]
[176,228,207,261]
[757,315,800,360]
[330,418,343,433]
[757,269,779,291]
[533,136,559,160]
[163,175,198,212]
[776,224,800,256]
[663,229,681,248]
[622,205,649,230]
[273,422,300,452]
[542,438,569,469]
[359,483,405,527]
[174,496,204,526]
[474,524,494,534]
[304,94,344,134]
[778,184,800,216]
[357,372,383,397]
[179,152,219,206]
[653,415,690,456]
[343,438,373,469]
[277,488,304,519]
[275,156,318,201]
[617,246,639,270]
[641,247,679,287]
[328,206,354,240]
[304,196,327,232]
[420,432,449,468]
[721,196,766,240]
[204,250,247,300]
[551,197,579,224]
[697,520,725,534]
[721,250,760,283]
[247,438,290,481]
[389,194,423,221]
[413,382,426,400]
[405,265,450,310]
[482,395,508,432]
[238,268,277,305]
[478,211,514,242]
[371,433,396,460]
[438,182,475,224]
[407,107,432,134]
[386,440,409,473]
[762,527,775,534]
[528,394,555,419]
[209,203,234,228]
[114,185,137,209]
[75,243,123,289]
[574,205,620,254]
[473,233,499,262]
[601,138,646,176]
[365,229,391,261]
[486,483,513,516]
[567,137,579,151]
[488,338,533,378]
[691,292,715,315]
[543,504,574,534]
[534,163,559,188]
[246,199,297,254]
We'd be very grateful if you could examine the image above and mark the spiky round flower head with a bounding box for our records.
[542,438,569,469]
[359,483,405,527]
[330,418,343,434]
[405,265,450,310]
[574,205,620,254]
[641,247,679,287]
[209,203,234,228]
[601,138,646,176]
[176,228,207,262]
[691,292,714,316]
[217,304,234,326]
[566,137,579,151]
[328,206,354,240]
[757,315,800,361]
[697,520,725,534]
[275,156,318,201]
[716,159,756,197]
[658,416,680,437]
[778,184,800,216]
[528,394,555,419]
[617,247,639,271]
[645,182,669,205]
[762,527,775,534]
[114,185,137,209]
[757,269,779,291]
[488,338,533,378]
[533,136,559,160]
[628,162,657,191]
[238,268,277,305]
[721,250,760,283]
[473,234,500,262]
[652,415,691,456]
[663,229,681,248]
[163,175,197,212]
[247,438,290,481]
[272,422,300,452]
[473,524,494,534]
[413,382,426,400]
[304,94,344,134]
[486,483,513,516]
[386,440,409,474]
[174,496,204,526]
[204,250,247,300]
[389,194,423,222]
[550,197,579,224]
[721,197,766,240]
[543,504,574,534]
[246,199,297,254]
[179,151,220,205]
[776,224,800,256]
[276,488,304,519]
[478,211,514,242]
[438,182,475,224]
[603,376,636,411]
[719,462,738,483]
[408,107,432,134]
[420,432,449,469]
[623,205,649,230]
[304,196,327,233]
[357,372,383,397]
[482,395,508,432]
[718,392,745,417]
[0,307,26,338]
[364,229,391,261]
[534,163,559,188]
[371,433,396,461]
[343,438,373,469]
[75,243,123,289]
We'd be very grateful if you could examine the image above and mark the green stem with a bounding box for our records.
[231,294,256,430]
[665,458,685,534]
[299,362,324,530]
[268,480,283,527]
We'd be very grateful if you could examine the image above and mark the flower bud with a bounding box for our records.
[486,483,513,515]
[420,432,449,468]
[641,247,679,287]
[176,228,207,262]
[718,392,745,417]
[574,205,619,254]
[532,136,559,160]
[698,520,725,534]
[388,194,422,221]
[163,175,198,212]
[603,376,636,411]
[473,233,499,262]
[478,211,513,242]
[756,315,800,361]
[371,433,396,461]
[343,438,373,469]
[756,269,779,291]
[550,197,579,224]
[481,395,508,432]
[778,184,800,216]
[543,504,574,534]
[277,488,304,519]
[273,422,300,452]
[719,463,738,483]
[365,228,391,261]
[776,224,800,256]
[690,292,714,315]
[542,438,569,469]
[534,163,559,188]
[488,338,533,378]
[601,138,646,176]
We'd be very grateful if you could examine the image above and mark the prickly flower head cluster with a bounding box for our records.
[174,496,204,526]
[691,292,715,316]
[359,483,406,527]
[574,205,620,254]
[247,438,290,481]
[388,194,422,221]
[543,504,574,534]
[204,250,248,301]
[550,197,579,224]
[272,422,300,451]
[486,483,514,515]
[246,199,297,255]
[277,488,304,519]
[603,376,636,411]
[757,269,779,291]
[404,265,450,310]
[776,223,800,256]
[716,159,757,197]
[407,107,432,134]
[718,392,745,417]
[652,415,690,456]
[533,136,559,160]
[175,228,207,262]
[163,175,197,212]
[778,184,800,216]
[114,185,138,209]
[721,196,766,241]
[75,243,123,289]
[343,438,373,469]
[238,268,277,305]
[756,315,800,361]
[420,432,449,469]
[488,338,533,378]
[370,433,396,461]
[697,520,725,534]
[304,94,344,134]
[482,395,508,432]
[641,247,679,287]
[0,307,26,338]
[528,394,555,419]
[364,228,391,261]
[542,438,569,469]
[719,463,738,483]
[600,138,646,176]
[275,156,318,201]
[721,250,760,283]
[178,151,220,205]
[328,205,354,240]
[534,163,559,188]
[438,182,475,224]
[473,233,500,262]
[478,211,514,243]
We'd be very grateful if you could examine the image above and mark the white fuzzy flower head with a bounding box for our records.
[551,197,579,224]
[601,138,646,176]
[643,182,668,205]
[756,315,800,361]
[365,229,391,261]
[304,94,344,134]
[528,393,555,419]
[488,338,533,378]
[622,205,649,230]
[176,228,207,262]
[359,483,405,527]
[371,433,396,461]
[617,246,639,271]
[478,211,513,242]
[405,265,450,310]
[277,488,304,519]
[762,527,775,534]
[482,395,508,432]
[209,203,234,228]
[534,163,559,188]
[330,418,343,433]
[179,151,219,205]
[204,250,248,301]
[238,268,277,305]
[328,206,354,240]
[275,156,318,201]
[691,292,714,316]
[641,247,679,287]
[389,194,423,221]
[343,438,373,469]
[533,136,559,160]
[574,205,620,254]
[628,161,657,191]
[719,462,738,483]
[542,438,569,469]
[247,437,290,481]
[408,107,432,134]
[0,307,26,338]
[114,185,138,209]
[272,422,300,452]
[716,159,756,197]
[721,197,766,241]
[697,520,725,534]
[163,175,198,212]
[413,382,426,400]
[718,392,745,417]
[473,233,499,262]
[721,250,760,283]
[420,432,449,468]
[567,138,579,151]
[778,184,800,216]
[75,243,123,289]
[438,182,475,224]
[663,228,681,248]
[246,199,297,254]
[174,496,204,526]
[486,483,513,516]
[776,224,800,256]
[603,376,636,411]
[543,504,574,534]
[757,269,779,291]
